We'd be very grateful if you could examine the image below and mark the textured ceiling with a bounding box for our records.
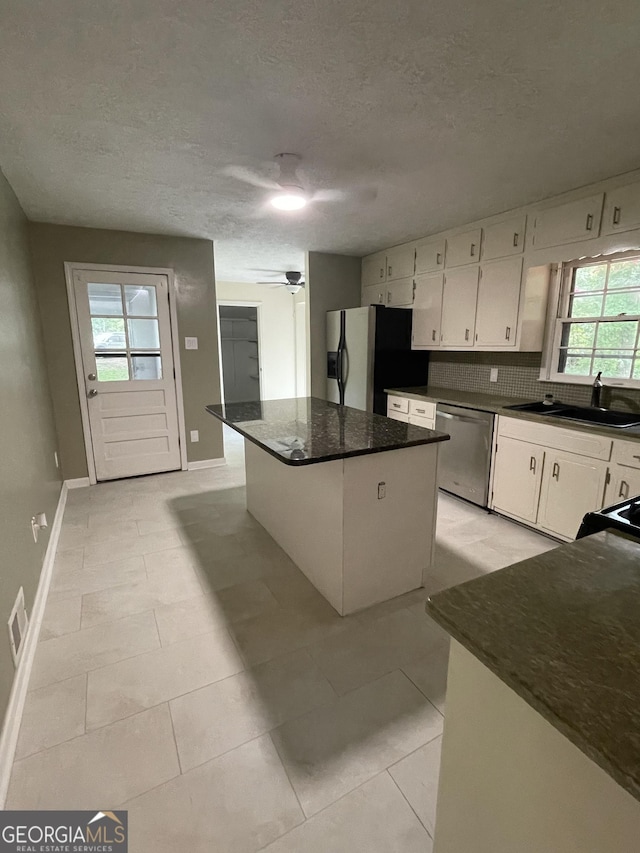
[1,1,640,282]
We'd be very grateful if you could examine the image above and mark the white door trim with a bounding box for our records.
[64,262,188,485]
[217,300,264,402]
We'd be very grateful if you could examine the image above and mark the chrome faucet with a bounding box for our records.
[591,371,604,408]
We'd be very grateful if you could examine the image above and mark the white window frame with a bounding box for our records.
[541,250,640,388]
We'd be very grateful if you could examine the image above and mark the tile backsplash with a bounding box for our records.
[428,351,640,412]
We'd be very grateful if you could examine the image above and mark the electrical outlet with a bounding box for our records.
[184,337,198,350]
[377,481,386,500]
[490,368,499,383]
[54,451,59,469]
[190,430,199,442]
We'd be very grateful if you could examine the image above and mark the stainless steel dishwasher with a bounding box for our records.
[435,404,495,507]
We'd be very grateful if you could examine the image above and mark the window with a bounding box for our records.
[549,252,640,384]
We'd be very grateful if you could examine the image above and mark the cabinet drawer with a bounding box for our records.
[387,410,410,423]
[409,414,435,430]
[611,439,640,468]
[387,395,410,415]
[497,416,612,461]
[408,399,436,419]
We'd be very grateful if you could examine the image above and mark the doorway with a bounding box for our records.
[219,305,261,403]
[67,266,185,482]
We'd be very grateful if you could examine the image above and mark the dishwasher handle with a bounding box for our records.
[437,410,487,426]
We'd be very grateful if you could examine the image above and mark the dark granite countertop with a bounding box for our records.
[385,385,640,442]
[206,397,449,466]
[427,530,640,803]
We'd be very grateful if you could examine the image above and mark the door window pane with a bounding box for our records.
[124,285,157,317]
[132,354,162,380]
[95,356,130,381]
[92,318,126,350]
[88,283,123,316]
[127,318,159,349]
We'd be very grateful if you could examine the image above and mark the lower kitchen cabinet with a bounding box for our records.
[605,465,640,504]
[491,437,544,524]
[537,450,608,540]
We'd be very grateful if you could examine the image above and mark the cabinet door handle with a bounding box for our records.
[620,480,630,499]
[633,454,640,462]
[388,265,392,277]
[585,213,594,231]
[470,243,476,257]
[529,456,536,474]
[464,328,470,341]
[380,267,384,279]
[432,329,436,342]
[505,326,511,340]
[386,291,392,304]
[513,232,519,247]
[613,206,622,226]
[436,252,442,265]
[552,462,560,480]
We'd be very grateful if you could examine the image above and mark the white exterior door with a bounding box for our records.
[73,270,182,481]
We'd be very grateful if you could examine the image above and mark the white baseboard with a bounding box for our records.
[0,480,68,807]
[64,477,90,489]
[187,458,227,470]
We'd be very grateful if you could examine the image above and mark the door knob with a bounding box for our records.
[87,372,96,381]
[87,388,98,398]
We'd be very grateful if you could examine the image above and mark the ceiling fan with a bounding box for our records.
[223,153,375,211]
[257,270,305,294]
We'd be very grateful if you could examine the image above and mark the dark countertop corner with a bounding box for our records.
[206,396,449,465]
[427,529,640,803]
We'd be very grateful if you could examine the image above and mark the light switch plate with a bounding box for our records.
[184,337,198,350]
[190,430,199,442]
[490,368,499,383]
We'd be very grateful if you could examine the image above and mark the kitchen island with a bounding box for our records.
[206,397,448,615]
[426,529,640,853]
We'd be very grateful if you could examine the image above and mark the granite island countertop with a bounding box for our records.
[206,396,449,466]
[427,529,640,803]
[385,385,640,442]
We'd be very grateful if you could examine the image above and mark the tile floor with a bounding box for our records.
[8,427,557,851]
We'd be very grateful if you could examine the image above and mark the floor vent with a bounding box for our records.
[8,587,28,666]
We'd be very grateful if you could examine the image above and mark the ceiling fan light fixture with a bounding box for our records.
[285,283,302,294]
[270,189,307,211]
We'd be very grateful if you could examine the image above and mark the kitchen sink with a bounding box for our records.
[504,401,640,428]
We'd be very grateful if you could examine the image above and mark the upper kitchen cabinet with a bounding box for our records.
[441,266,479,347]
[602,179,640,236]
[475,257,523,347]
[415,235,446,274]
[361,283,386,306]
[532,193,604,249]
[445,228,482,267]
[481,214,526,261]
[412,272,444,348]
[361,251,387,287]
[386,277,414,307]
[385,244,415,281]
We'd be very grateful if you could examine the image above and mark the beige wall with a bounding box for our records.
[28,224,224,479]
[216,281,298,400]
[307,252,362,398]
[0,171,61,723]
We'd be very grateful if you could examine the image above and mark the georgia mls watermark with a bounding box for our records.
[0,811,127,853]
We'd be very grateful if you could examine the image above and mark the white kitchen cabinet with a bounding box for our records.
[602,179,640,236]
[481,214,526,261]
[412,272,444,348]
[606,466,640,504]
[475,257,523,347]
[386,277,414,307]
[532,193,604,249]
[538,450,608,540]
[409,413,436,430]
[385,245,415,281]
[445,228,482,268]
[441,266,479,347]
[361,283,386,306]
[491,437,544,524]
[387,410,410,423]
[414,236,446,274]
[409,398,436,420]
[361,251,387,287]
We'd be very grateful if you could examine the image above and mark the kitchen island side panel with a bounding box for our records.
[244,439,345,612]
[342,443,438,613]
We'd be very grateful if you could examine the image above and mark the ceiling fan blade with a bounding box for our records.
[256,281,286,286]
[222,165,280,190]
[309,188,347,203]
